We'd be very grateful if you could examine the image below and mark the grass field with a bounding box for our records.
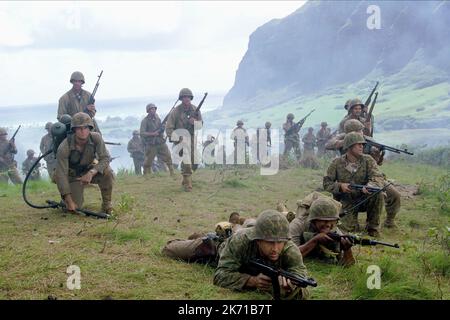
[0,160,449,300]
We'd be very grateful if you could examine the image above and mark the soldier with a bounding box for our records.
[323,132,385,236]
[58,71,101,133]
[326,120,401,228]
[316,122,332,157]
[40,122,57,179]
[213,210,310,300]
[22,149,41,181]
[300,127,319,169]
[127,130,145,175]
[283,113,301,161]
[202,134,216,156]
[255,122,272,163]
[289,197,355,266]
[0,127,23,185]
[54,112,114,214]
[230,120,249,164]
[338,98,370,136]
[140,103,174,176]
[165,88,202,191]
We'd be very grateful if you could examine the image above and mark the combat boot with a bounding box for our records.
[101,202,113,215]
[383,213,398,229]
[367,228,380,237]
[185,176,193,192]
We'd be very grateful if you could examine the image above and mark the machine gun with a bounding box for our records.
[285,109,315,135]
[327,232,400,248]
[245,259,317,300]
[365,138,413,155]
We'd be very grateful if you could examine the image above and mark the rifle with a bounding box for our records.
[364,81,379,108]
[246,259,317,300]
[327,232,400,248]
[84,70,103,116]
[365,139,413,155]
[158,98,179,134]
[349,184,382,193]
[9,125,21,141]
[366,92,378,137]
[188,92,208,120]
[285,109,315,135]
[46,200,110,219]
[104,141,121,146]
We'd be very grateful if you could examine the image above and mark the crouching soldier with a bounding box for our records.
[22,149,41,180]
[289,197,355,266]
[214,210,310,300]
[54,112,114,214]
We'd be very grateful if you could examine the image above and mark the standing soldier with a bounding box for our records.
[22,149,41,181]
[0,127,22,185]
[58,71,102,133]
[140,103,174,176]
[230,120,249,164]
[316,122,332,157]
[127,130,145,175]
[300,127,319,169]
[165,88,202,191]
[323,132,385,236]
[283,113,302,162]
[338,98,370,136]
[40,122,57,179]
[54,112,114,214]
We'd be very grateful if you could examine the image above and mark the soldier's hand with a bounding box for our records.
[278,276,295,294]
[313,232,334,244]
[361,187,370,195]
[64,195,78,212]
[340,183,352,193]
[340,237,353,250]
[247,273,272,291]
[77,172,94,185]
[188,117,196,125]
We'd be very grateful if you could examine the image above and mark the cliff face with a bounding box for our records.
[223,0,450,110]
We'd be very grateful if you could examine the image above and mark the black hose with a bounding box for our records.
[22,150,53,209]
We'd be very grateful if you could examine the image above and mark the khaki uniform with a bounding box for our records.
[283,121,301,160]
[316,127,332,157]
[127,137,145,175]
[230,127,249,164]
[0,140,22,184]
[54,132,113,209]
[323,154,385,232]
[300,133,319,169]
[58,88,101,133]
[40,133,57,178]
[213,228,309,300]
[140,114,173,174]
[22,157,41,180]
[165,104,202,177]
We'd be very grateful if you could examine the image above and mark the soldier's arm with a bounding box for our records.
[325,134,344,150]
[91,133,110,174]
[323,159,340,195]
[165,110,176,138]
[367,156,384,188]
[213,237,252,291]
[57,96,67,121]
[40,137,46,154]
[280,242,310,299]
[288,219,304,247]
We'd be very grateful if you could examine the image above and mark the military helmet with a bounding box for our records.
[132,130,139,136]
[59,114,73,126]
[321,121,328,127]
[70,71,85,84]
[265,121,271,128]
[215,222,233,238]
[344,119,365,134]
[308,127,314,131]
[348,98,365,111]
[308,198,340,221]
[26,149,35,157]
[248,209,290,242]
[287,113,294,120]
[0,127,7,136]
[146,103,157,111]
[236,120,244,126]
[179,88,193,100]
[71,112,94,130]
[45,122,53,130]
[343,132,366,150]
[344,99,352,110]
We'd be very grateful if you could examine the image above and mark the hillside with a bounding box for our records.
[0,161,448,299]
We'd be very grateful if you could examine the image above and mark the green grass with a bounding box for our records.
[0,160,449,300]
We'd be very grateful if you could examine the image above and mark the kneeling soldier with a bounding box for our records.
[54,112,114,214]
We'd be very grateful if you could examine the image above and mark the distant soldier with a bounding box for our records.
[40,122,57,179]
[323,132,385,236]
[140,103,174,176]
[283,113,301,161]
[289,197,355,266]
[316,122,332,157]
[255,122,272,162]
[214,210,310,300]
[202,134,216,155]
[300,127,319,169]
[127,130,145,175]
[326,120,401,229]
[230,120,249,164]
[22,149,41,181]
[0,127,23,185]
[166,88,202,191]
[54,113,114,214]
[58,71,102,133]
[338,98,370,136]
